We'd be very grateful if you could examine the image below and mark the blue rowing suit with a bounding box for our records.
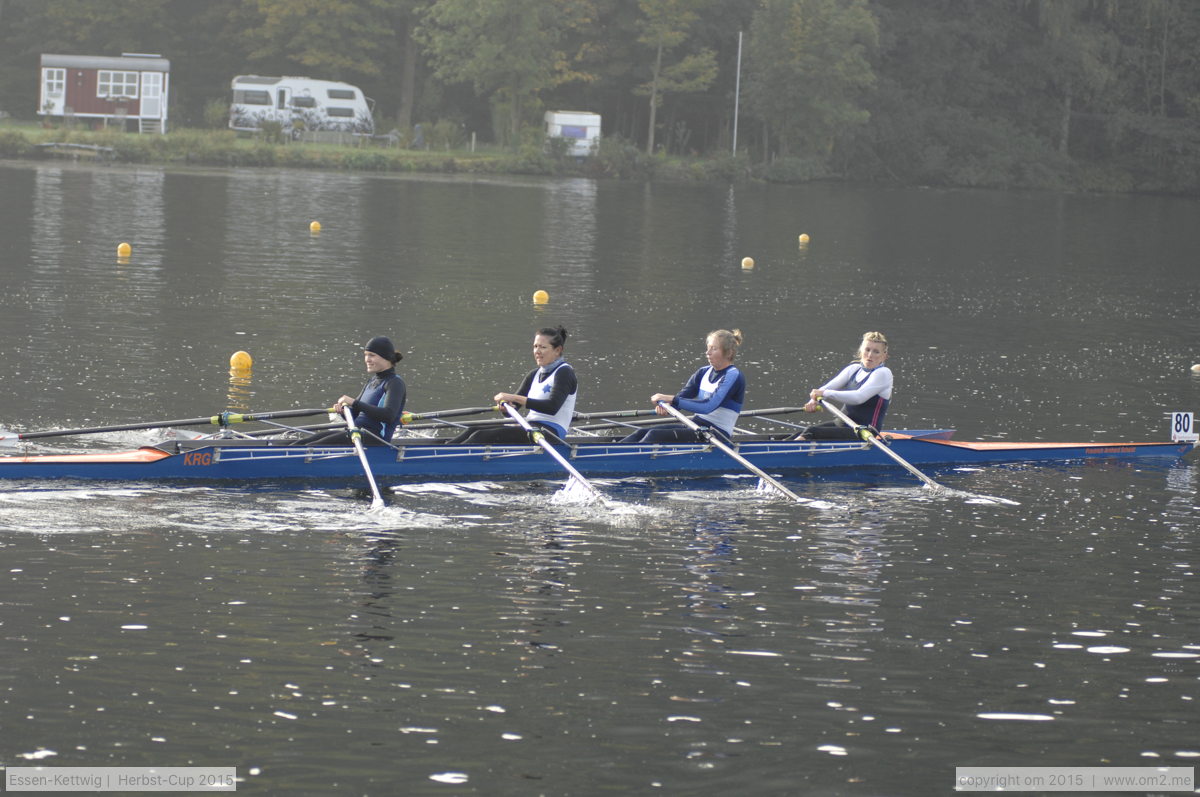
[351,369,407,440]
[622,364,746,444]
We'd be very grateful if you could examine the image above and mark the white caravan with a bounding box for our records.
[229,75,374,136]
[543,110,601,157]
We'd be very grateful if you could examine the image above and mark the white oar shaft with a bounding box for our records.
[657,402,809,504]
[342,407,386,510]
[500,402,606,503]
[816,399,942,489]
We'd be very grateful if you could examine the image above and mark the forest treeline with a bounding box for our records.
[1,0,1198,193]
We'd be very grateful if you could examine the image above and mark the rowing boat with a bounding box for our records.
[0,430,1190,483]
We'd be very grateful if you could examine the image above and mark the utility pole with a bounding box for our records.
[732,30,742,156]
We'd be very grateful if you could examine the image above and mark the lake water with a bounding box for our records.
[0,161,1197,795]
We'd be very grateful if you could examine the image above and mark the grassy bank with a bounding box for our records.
[0,123,754,182]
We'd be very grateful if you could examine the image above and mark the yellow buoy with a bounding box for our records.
[229,350,253,370]
[532,289,549,304]
[309,220,321,233]
[117,242,132,257]
[798,233,810,245]
[741,257,755,270]
[1191,363,1200,374]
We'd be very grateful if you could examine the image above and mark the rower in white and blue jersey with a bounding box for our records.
[798,331,892,440]
[451,326,578,445]
[622,329,746,444]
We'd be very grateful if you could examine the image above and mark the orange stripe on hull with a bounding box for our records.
[0,447,170,465]
[921,439,1145,451]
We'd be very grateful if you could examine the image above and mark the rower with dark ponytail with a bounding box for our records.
[451,325,578,445]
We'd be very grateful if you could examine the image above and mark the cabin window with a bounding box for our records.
[327,89,356,100]
[291,96,316,108]
[234,89,271,105]
[43,68,66,97]
[560,125,587,139]
[97,70,140,99]
[326,107,354,117]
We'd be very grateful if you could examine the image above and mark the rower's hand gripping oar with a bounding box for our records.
[341,406,386,511]
[656,401,810,504]
[815,397,944,490]
[499,401,608,505]
[0,407,334,447]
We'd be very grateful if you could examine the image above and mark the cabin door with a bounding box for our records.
[42,68,66,115]
[141,72,162,118]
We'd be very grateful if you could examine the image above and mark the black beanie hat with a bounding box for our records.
[364,336,397,362]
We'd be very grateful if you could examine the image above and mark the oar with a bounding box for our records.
[341,406,386,510]
[657,401,810,504]
[499,402,608,504]
[815,398,944,490]
[0,407,333,447]
[573,405,812,434]
[572,407,658,421]
[400,406,497,425]
[572,405,807,422]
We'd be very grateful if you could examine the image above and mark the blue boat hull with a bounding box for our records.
[0,436,1191,483]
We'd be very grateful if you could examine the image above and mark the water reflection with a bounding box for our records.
[226,366,254,409]
[792,519,888,696]
[540,179,597,309]
[496,525,585,659]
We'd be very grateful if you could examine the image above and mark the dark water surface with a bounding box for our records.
[0,162,1197,795]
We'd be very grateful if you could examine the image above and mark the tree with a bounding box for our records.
[415,0,593,147]
[635,0,717,155]
[243,0,398,82]
[1016,0,1119,155]
[744,0,878,163]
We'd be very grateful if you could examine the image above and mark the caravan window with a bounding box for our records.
[292,96,316,108]
[326,107,354,117]
[234,89,271,105]
[98,71,139,99]
[327,89,356,100]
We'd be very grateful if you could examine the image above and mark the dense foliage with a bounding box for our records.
[1,0,1198,192]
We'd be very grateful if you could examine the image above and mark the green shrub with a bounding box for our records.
[757,156,829,183]
[0,130,34,157]
[426,119,467,150]
[589,135,652,179]
[256,120,285,145]
[203,98,230,130]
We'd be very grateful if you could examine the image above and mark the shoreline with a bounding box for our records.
[3,124,1196,196]
[0,124,749,184]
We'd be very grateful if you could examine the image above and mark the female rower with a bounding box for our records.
[290,336,406,446]
[797,330,891,440]
[622,329,745,444]
[451,326,577,445]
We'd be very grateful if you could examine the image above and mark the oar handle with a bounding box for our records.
[812,398,876,442]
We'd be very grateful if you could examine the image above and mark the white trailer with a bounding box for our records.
[544,110,601,157]
[229,75,374,137]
